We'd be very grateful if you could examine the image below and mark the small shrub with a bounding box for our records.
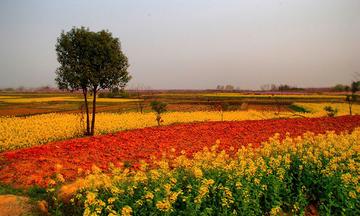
[323,106,338,117]
[150,101,167,126]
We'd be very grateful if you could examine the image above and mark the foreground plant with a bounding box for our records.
[50,129,360,215]
[150,101,167,126]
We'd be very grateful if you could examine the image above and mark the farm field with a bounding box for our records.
[1,101,360,151]
[0,113,360,215]
[0,93,360,215]
[1,115,360,188]
[1,93,360,216]
[0,91,356,116]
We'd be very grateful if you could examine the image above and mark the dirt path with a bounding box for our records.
[0,195,35,216]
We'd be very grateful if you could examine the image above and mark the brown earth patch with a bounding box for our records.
[0,195,35,216]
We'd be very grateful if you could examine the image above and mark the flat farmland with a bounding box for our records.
[1,92,360,215]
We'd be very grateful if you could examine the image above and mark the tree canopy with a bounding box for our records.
[55,27,131,135]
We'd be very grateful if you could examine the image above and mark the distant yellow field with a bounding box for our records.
[203,93,346,99]
[0,96,142,103]
[0,96,20,99]
[294,102,360,116]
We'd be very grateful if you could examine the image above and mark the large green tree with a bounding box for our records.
[55,27,131,135]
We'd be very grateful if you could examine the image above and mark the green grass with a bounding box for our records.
[0,183,25,196]
[288,104,310,113]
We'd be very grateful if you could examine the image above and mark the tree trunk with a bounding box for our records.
[83,88,90,135]
[156,114,161,126]
[140,103,144,113]
[349,102,352,116]
[90,88,97,135]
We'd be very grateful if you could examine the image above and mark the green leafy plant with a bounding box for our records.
[150,101,167,126]
[323,106,338,117]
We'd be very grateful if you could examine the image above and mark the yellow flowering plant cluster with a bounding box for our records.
[0,110,296,151]
[50,129,360,215]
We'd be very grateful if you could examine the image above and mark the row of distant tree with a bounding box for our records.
[216,85,240,91]
[214,82,360,92]
[332,83,360,92]
[259,84,304,92]
[215,84,304,91]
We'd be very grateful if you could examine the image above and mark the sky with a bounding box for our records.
[0,0,359,90]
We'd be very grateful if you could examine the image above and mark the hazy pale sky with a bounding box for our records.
[0,0,359,89]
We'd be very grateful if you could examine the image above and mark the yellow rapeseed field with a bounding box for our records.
[57,128,360,215]
[203,93,346,99]
[294,102,360,116]
[0,96,141,103]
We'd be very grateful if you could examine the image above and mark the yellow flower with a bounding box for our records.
[121,205,133,216]
[47,179,56,186]
[170,177,177,184]
[192,167,203,178]
[156,200,172,212]
[169,191,181,203]
[235,181,242,189]
[341,173,352,184]
[144,192,154,200]
[107,197,116,204]
[56,173,65,183]
[149,170,160,180]
[270,206,281,216]
[349,191,357,199]
[86,192,96,205]
[164,184,172,194]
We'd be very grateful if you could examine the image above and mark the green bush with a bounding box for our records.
[288,104,310,113]
[324,106,338,117]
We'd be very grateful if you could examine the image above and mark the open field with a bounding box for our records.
[1,101,360,151]
[0,91,360,215]
[0,115,359,215]
[0,91,358,117]
[1,115,359,188]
